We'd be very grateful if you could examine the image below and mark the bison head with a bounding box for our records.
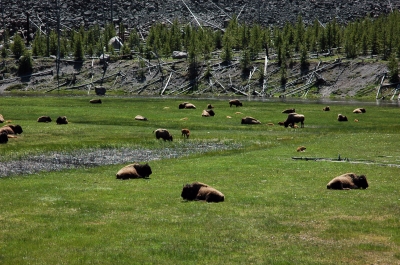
[134,163,152,178]
[181,184,199,200]
[355,175,369,189]
[9,124,23,134]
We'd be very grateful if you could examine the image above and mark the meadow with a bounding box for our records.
[0,96,399,264]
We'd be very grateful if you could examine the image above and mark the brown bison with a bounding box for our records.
[241,116,261,124]
[0,132,8,143]
[134,115,148,121]
[181,182,225,203]
[154,128,173,141]
[297,146,306,152]
[322,106,330,111]
[179,102,196,109]
[116,163,152,179]
[337,114,348,122]
[181,128,190,138]
[0,124,23,135]
[201,109,215,117]
[353,108,366,114]
[89,99,102,104]
[0,114,4,123]
[207,104,214,109]
[283,113,305,128]
[229,99,243,107]
[282,108,296,114]
[56,116,68,124]
[327,173,369,190]
[37,116,52,122]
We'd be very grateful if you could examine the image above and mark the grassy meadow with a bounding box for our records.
[0,96,399,264]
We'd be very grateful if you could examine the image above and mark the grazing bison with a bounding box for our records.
[37,116,52,122]
[297,146,306,152]
[135,115,148,121]
[323,106,330,111]
[0,132,8,143]
[207,104,214,109]
[56,116,68,124]
[89,99,102,104]
[327,173,369,190]
[229,99,243,107]
[283,113,305,128]
[116,163,152,179]
[181,182,225,203]
[337,114,348,122]
[179,102,196,109]
[154,128,173,141]
[282,108,296,114]
[0,124,23,135]
[0,114,4,123]
[241,116,261,124]
[181,128,190,138]
[353,108,366,114]
[201,109,215,117]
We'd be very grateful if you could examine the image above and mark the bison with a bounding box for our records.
[0,124,23,135]
[179,102,196,109]
[207,104,214,109]
[201,109,215,117]
[327,173,369,190]
[229,99,243,107]
[90,99,102,104]
[0,132,8,143]
[37,116,52,122]
[282,108,296,114]
[154,128,173,141]
[337,114,348,122]
[116,163,152,179]
[181,128,190,138]
[283,113,305,128]
[181,182,225,203]
[322,106,330,111]
[297,146,306,152]
[135,115,148,121]
[353,108,366,114]
[241,116,261,124]
[56,116,68,125]
[0,114,4,123]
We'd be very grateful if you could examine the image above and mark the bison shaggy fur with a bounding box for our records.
[116,163,152,179]
[241,116,261,124]
[154,128,173,141]
[327,173,369,190]
[283,113,305,128]
[0,132,8,143]
[56,116,68,124]
[0,124,23,135]
[337,114,348,122]
[181,182,225,203]
[37,116,52,122]
[282,108,296,114]
[229,99,243,107]
[181,128,190,138]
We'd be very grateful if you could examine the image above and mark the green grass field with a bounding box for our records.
[0,96,399,264]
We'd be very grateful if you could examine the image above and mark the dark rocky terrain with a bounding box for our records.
[1,1,400,39]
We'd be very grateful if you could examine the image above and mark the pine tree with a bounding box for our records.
[388,53,399,83]
[11,34,25,58]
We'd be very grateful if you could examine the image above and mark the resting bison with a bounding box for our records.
[282,108,295,114]
[154,128,173,141]
[0,124,23,135]
[56,116,68,125]
[37,116,52,122]
[322,106,330,111]
[135,115,148,121]
[89,99,102,104]
[181,182,225,203]
[241,116,261,124]
[201,109,215,117]
[0,114,4,123]
[0,132,8,143]
[229,99,243,107]
[181,128,190,138]
[353,108,366,114]
[207,104,214,109]
[297,146,306,152]
[179,102,196,109]
[337,114,348,122]
[116,163,152,179]
[327,173,369,190]
[283,113,305,128]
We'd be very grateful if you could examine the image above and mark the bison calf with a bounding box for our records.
[181,182,225,203]
[154,128,173,141]
[116,163,152,180]
[181,128,190,138]
[327,173,369,190]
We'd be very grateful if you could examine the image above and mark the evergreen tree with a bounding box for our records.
[74,33,84,61]
[240,48,251,74]
[388,53,399,83]
[11,34,25,58]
